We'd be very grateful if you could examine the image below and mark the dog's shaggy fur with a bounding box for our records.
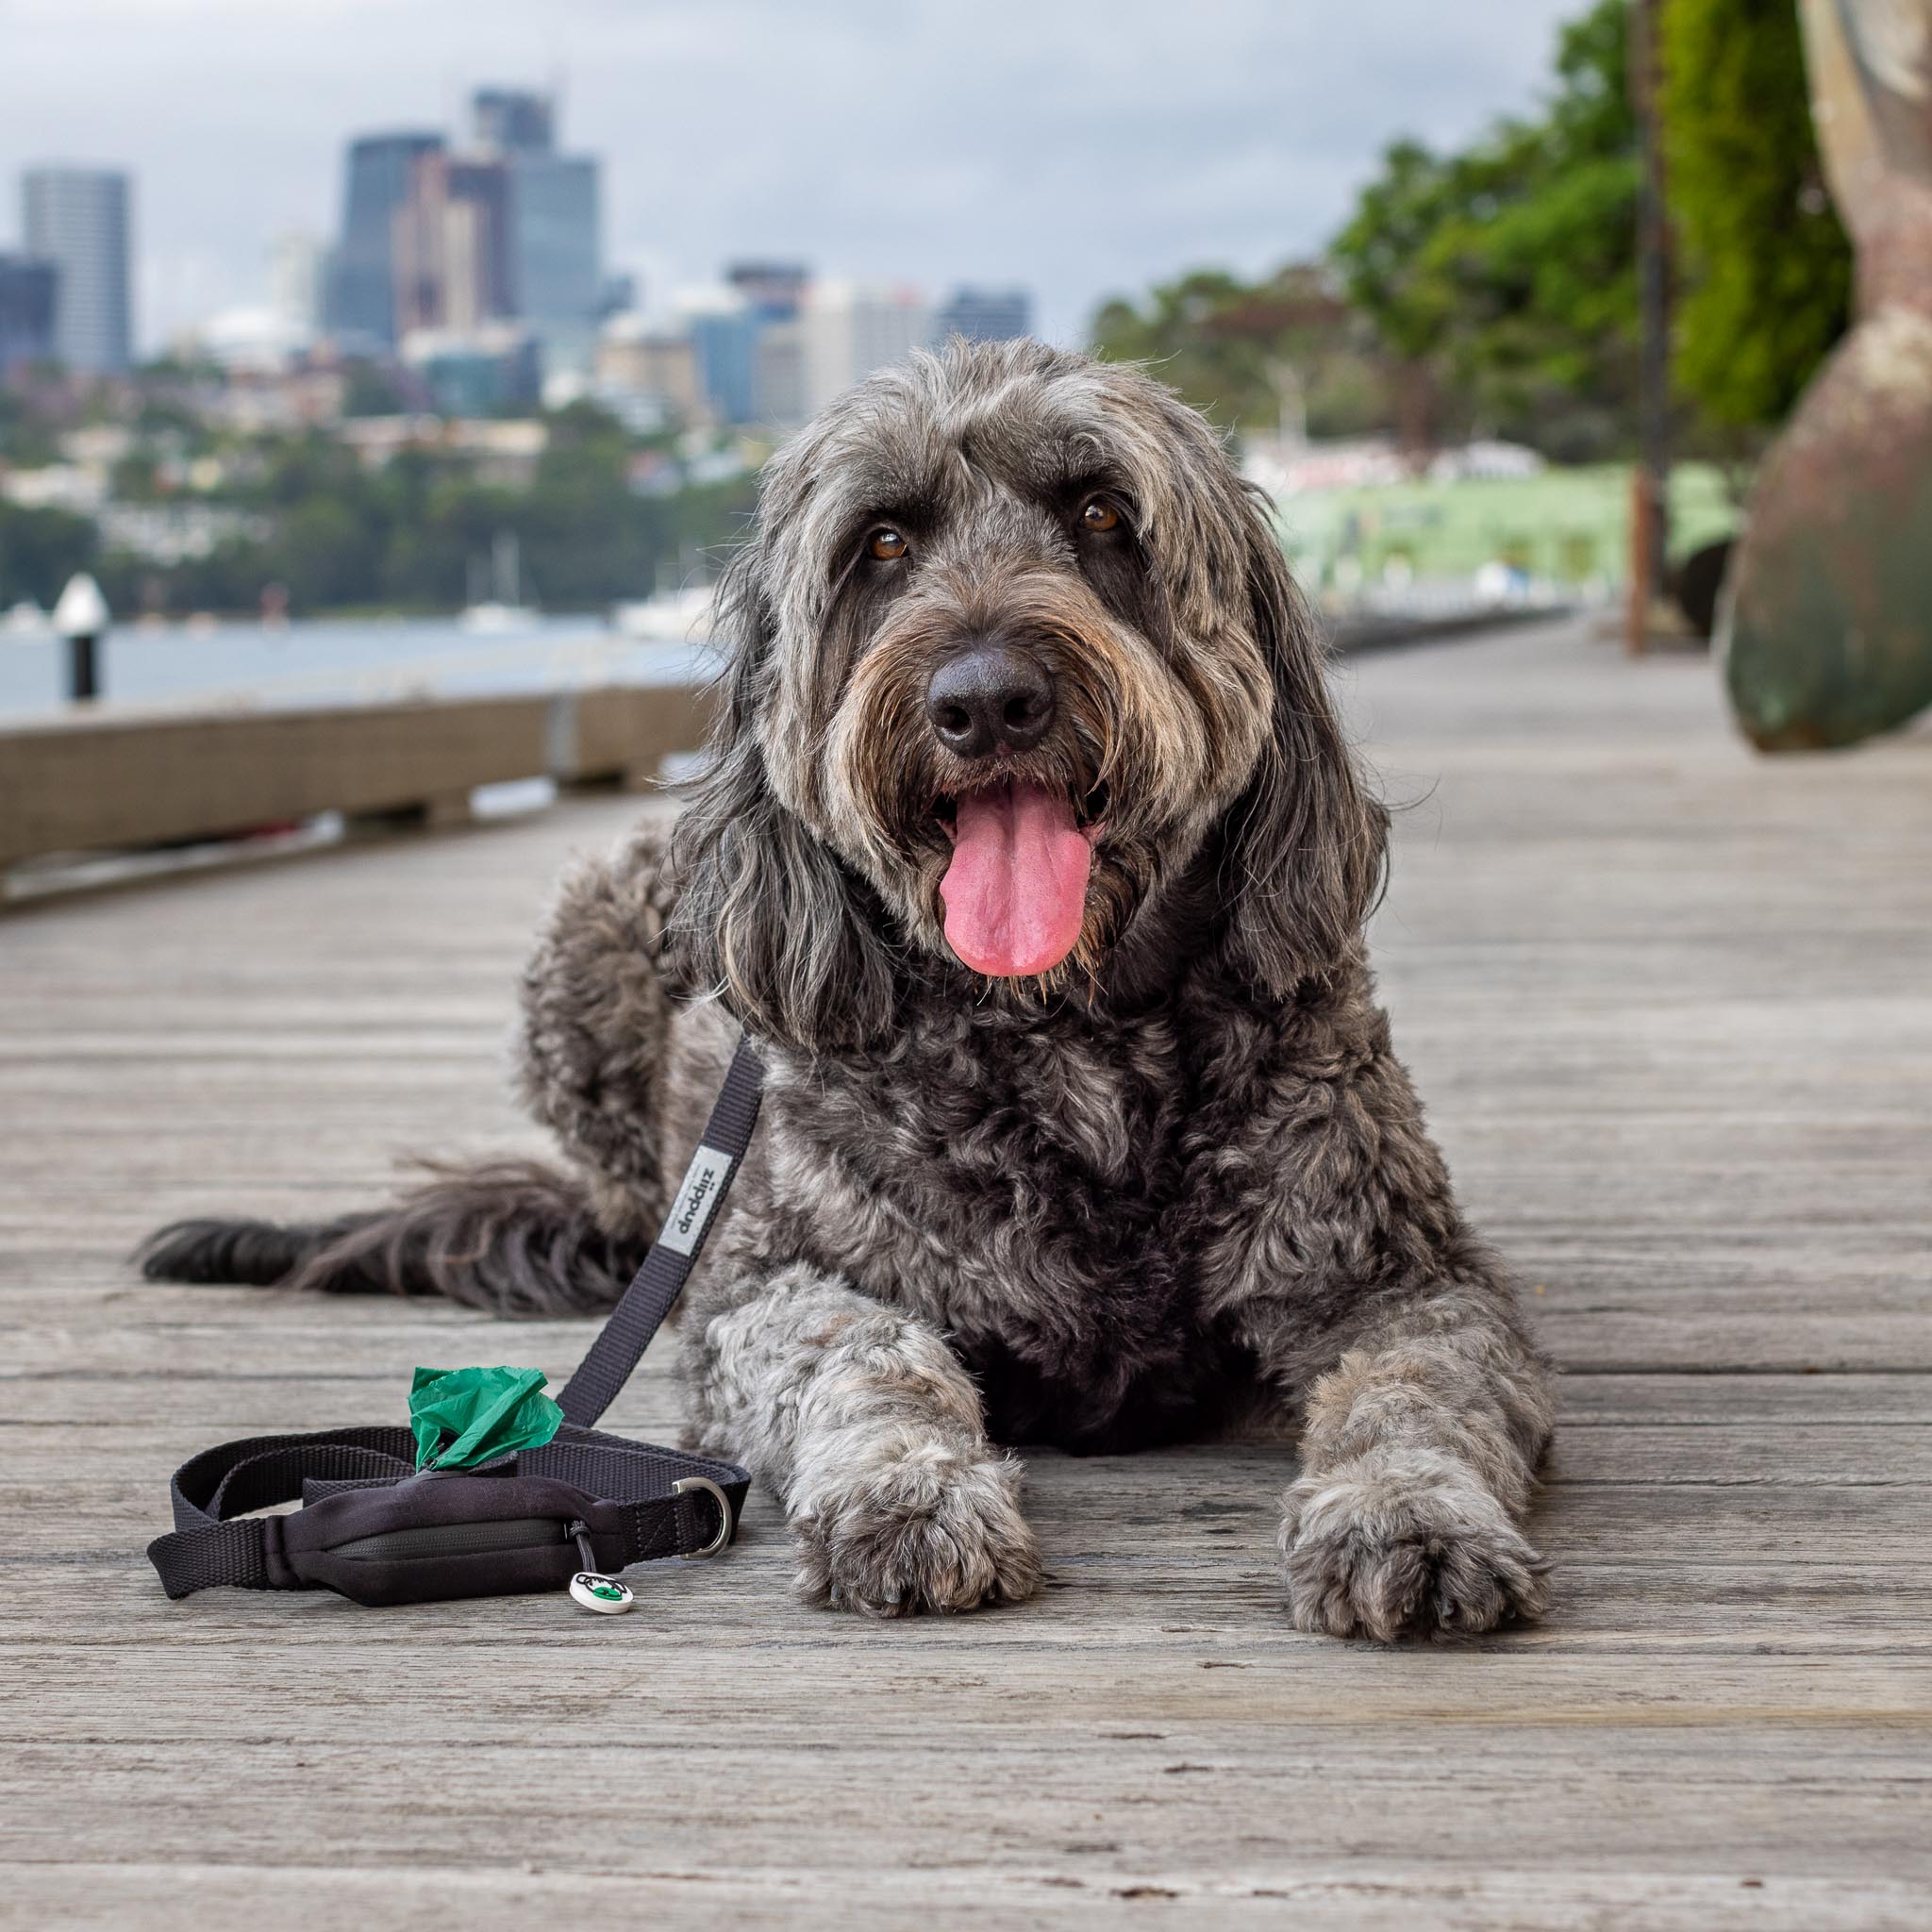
[144,340,1556,1638]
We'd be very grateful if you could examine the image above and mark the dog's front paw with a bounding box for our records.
[791,1432,1041,1617]
[1278,1451,1550,1641]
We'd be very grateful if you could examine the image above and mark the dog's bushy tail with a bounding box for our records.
[138,1159,644,1317]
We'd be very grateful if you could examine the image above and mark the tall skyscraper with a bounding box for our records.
[0,254,58,374]
[469,84,602,365]
[22,168,132,374]
[935,287,1032,345]
[506,152,600,342]
[324,131,443,349]
[473,88,555,155]
[391,153,512,335]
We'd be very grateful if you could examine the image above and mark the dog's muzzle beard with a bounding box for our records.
[829,615,1175,990]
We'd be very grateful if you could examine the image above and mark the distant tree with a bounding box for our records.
[341,358,408,419]
[1661,0,1852,437]
[0,382,62,468]
[1090,263,1390,439]
[1331,0,1641,459]
[0,502,98,606]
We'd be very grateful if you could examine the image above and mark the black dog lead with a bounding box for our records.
[147,1033,767,1609]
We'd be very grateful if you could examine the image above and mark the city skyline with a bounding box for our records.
[0,0,1584,355]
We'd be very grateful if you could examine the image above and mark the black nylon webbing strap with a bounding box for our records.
[147,1030,766,1604]
[146,1421,750,1599]
[558,1030,766,1427]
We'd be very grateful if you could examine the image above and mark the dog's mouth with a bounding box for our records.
[932,778,1107,979]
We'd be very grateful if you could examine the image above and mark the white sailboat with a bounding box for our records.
[608,583,714,641]
[461,531,539,633]
[3,599,52,639]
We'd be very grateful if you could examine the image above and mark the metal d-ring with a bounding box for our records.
[672,1475,733,1558]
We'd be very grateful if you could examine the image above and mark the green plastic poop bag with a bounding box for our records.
[408,1365,563,1472]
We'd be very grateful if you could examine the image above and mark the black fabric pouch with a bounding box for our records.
[148,1419,748,1605]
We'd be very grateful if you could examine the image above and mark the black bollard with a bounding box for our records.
[53,575,110,704]
[68,632,99,702]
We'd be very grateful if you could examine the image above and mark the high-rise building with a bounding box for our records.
[935,287,1032,345]
[324,131,443,349]
[0,253,58,374]
[465,84,603,363]
[506,151,601,347]
[800,281,932,417]
[391,153,513,335]
[22,168,132,374]
[473,88,555,155]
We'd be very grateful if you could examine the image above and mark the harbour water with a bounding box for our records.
[0,612,716,721]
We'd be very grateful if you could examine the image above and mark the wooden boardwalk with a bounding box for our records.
[4,617,1929,1929]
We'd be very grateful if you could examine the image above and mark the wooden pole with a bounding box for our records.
[1628,0,1673,656]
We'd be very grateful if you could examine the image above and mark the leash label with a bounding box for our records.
[658,1142,734,1257]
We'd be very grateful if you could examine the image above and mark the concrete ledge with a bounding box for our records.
[0,684,708,869]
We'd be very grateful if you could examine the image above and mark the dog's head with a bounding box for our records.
[669,339,1385,1051]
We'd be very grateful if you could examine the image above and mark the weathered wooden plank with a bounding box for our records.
[5,1863,1927,1932]
[6,1362,1928,1427]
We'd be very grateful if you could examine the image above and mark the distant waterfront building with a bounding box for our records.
[22,167,133,374]
[725,260,808,322]
[934,286,1032,345]
[800,281,932,417]
[717,264,811,425]
[473,88,555,156]
[683,293,759,425]
[399,322,540,416]
[0,253,58,374]
[324,131,443,349]
[754,319,807,428]
[268,234,325,335]
[595,318,704,423]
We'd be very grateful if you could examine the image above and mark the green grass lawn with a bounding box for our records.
[1274,462,1742,589]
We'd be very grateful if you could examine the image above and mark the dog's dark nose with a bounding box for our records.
[926,643,1056,759]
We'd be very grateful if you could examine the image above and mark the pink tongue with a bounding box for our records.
[941,782,1092,977]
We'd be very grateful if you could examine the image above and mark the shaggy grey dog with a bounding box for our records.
[144,339,1556,1639]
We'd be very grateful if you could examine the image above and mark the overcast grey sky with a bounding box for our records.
[1,0,1583,353]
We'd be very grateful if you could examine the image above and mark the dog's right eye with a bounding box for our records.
[868,527,909,561]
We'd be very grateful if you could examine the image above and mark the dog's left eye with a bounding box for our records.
[868,526,909,561]
[1079,495,1122,533]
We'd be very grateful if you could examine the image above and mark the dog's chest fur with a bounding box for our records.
[756,970,1332,1452]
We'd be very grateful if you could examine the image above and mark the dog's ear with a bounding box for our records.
[665,549,899,1054]
[1220,495,1389,994]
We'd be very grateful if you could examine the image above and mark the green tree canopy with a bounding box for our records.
[1089,263,1389,439]
[1330,0,1641,459]
[1661,0,1851,435]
